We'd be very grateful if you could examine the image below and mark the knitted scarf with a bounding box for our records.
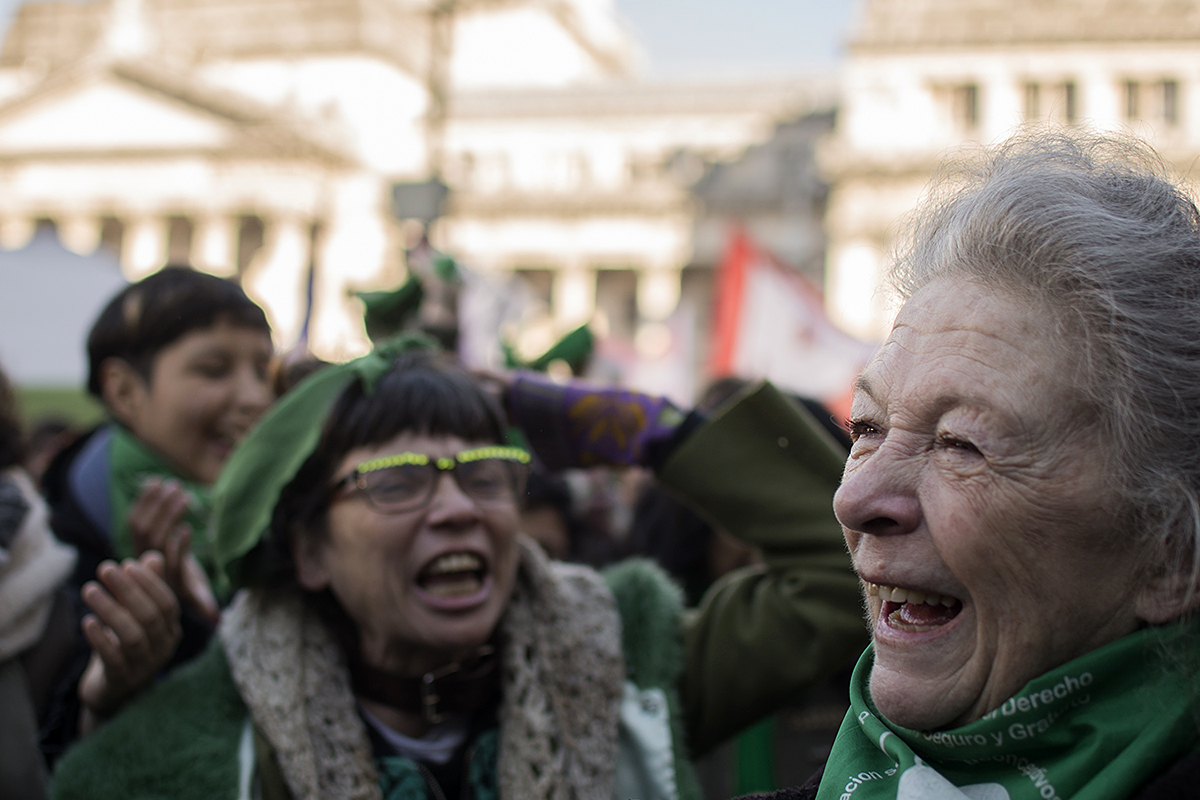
[819,623,1200,800]
[220,538,625,800]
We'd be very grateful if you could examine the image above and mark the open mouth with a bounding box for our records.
[417,552,488,599]
[208,430,241,457]
[866,582,963,632]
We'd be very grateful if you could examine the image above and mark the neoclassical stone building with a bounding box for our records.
[824,0,1200,340]
[440,79,830,348]
[0,0,830,369]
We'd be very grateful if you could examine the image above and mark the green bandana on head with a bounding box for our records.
[819,623,1200,800]
[209,334,437,588]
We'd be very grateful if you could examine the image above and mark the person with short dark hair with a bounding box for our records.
[40,266,274,756]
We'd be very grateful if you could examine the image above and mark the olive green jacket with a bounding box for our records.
[662,382,866,757]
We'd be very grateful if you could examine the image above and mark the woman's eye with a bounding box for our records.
[370,467,427,498]
[935,434,980,455]
[459,463,510,496]
[847,419,881,442]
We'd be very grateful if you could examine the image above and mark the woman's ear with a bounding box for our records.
[291,528,330,591]
[1136,568,1200,625]
[99,358,148,429]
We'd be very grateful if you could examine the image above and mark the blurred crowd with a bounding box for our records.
[1,264,864,800]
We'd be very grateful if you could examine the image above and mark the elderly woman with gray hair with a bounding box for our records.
[747,131,1200,800]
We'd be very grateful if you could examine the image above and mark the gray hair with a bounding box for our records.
[890,129,1200,588]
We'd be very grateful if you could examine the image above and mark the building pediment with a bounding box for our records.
[0,55,352,164]
[852,0,1200,50]
[0,0,637,89]
[1,0,431,80]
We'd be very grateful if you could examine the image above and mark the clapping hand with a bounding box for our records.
[78,553,181,727]
[127,478,219,626]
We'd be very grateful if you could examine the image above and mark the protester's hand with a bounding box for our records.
[128,479,219,626]
[128,478,188,556]
[78,553,181,725]
[166,529,220,627]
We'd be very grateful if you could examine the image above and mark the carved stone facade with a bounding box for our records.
[439,79,831,353]
[0,0,829,377]
[825,0,1200,340]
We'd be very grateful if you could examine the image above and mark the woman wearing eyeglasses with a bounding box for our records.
[51,339,866,800]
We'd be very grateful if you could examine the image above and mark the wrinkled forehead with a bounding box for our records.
[857,279,1085,421]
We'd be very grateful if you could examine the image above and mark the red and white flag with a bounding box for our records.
[709,228,876,421]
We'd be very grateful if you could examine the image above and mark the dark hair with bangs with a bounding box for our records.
[318,350,506,460]
[86,265,271,398]
[262,349,508,585]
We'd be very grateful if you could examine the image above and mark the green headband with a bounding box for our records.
[209,334,437,587]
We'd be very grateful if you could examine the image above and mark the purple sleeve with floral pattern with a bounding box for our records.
[507,372,687,470]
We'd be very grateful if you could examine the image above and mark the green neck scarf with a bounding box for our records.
[107,424,213,576]
[820,624,1200,800]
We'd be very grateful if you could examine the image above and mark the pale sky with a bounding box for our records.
[0,0,862,78]
[614,0,862,77]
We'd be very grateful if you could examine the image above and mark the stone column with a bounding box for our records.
[57,215,101,256]
[980,69,1019,141]
[1078,62,1117,127]
[121,216,166,281]
[191,215,238,277]
[635,264,681,322]
[826,238,890,341]
[241,215,311,349]
[552,263,596,328]
[632,264,681,364]
[309,174,392,361]
[0,219,34,251]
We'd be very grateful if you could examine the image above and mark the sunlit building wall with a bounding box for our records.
[825,0,1200,340]
[438,80,831,361]
[0,0,829,379]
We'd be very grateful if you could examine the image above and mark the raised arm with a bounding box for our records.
[658,382,866,755]
[507,374,868,755]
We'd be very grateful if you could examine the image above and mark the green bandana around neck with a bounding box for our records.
[107,425,214,579]
[819,623,1200,800]
[209,334,436,588]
